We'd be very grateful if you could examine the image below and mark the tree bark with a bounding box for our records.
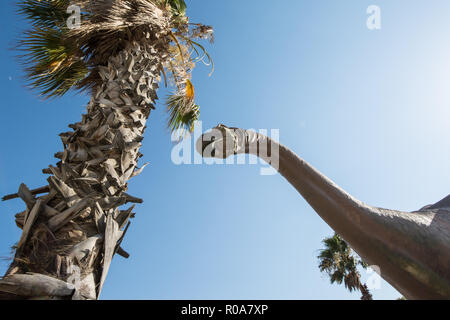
[1,40,167,300]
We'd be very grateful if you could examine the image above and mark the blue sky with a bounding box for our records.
[0,0,449,299]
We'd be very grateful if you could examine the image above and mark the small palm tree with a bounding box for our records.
[0,0,213,300]
[318,234,373,300]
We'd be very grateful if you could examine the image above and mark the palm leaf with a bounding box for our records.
[166,80,199,138]
[168,0,187,16]
[17,26,88,98]
[17,0,70,28]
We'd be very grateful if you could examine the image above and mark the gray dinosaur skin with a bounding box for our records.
[196,124,450,300]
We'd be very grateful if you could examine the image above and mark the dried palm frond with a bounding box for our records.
[189,23,215,43]
[66,0,172,67]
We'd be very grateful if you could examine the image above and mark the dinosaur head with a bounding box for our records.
[196,124,245,159]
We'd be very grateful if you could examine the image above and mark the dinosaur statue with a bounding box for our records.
[196,124,450,300]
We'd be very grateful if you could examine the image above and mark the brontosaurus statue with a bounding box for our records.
[196,124,450,300]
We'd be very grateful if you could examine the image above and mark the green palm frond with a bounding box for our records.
[166,82,199,138]
[17,0,89,98]
[17,0,70,28]
[318,257,334,273]
[168,0,187,17]
[344,271,361,292]
[330,271,344,284]
[18,26,88,98]
[358,260,370,269]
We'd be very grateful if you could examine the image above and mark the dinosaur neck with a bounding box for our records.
[243,130,377,236]
[243,130,450,299]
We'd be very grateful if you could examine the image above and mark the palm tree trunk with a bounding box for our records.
[359,284,373,300]
[0,41,165,300]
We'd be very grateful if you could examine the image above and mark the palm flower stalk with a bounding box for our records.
[0,0,213,300]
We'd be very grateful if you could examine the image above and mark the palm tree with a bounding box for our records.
[0,0,213,300]
[318,234,373,300]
